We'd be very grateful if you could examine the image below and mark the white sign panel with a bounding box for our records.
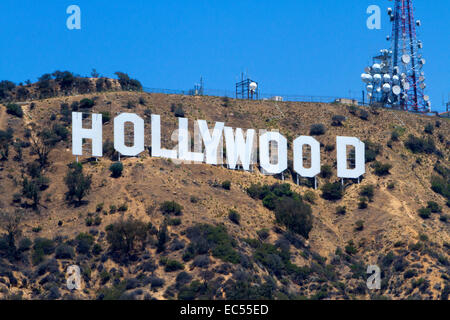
[72,112,366,179]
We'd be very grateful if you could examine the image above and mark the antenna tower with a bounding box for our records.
[362,0,430,113]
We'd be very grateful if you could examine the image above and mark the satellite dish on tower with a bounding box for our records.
[392,75,400,84]
[423,95,430,101]
[249,82,257,92]
[402,81,410,90]
[373,74,382,83]
[361,73,373,83]
[382,83,391,93]
[392,85,401,95]
[402,54,411,64]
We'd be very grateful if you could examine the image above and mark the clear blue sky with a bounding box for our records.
[0,0,448,111]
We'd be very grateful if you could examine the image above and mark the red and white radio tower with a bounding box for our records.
[389,0,430,112]
[361,1,430,113]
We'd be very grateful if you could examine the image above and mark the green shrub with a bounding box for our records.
[228,209,240,225]
[418,207,431,219]
[320,165,333,179]
[336,206,346,215]
[6,103,23,118]
[18,238,32,252]
[64,162,92,204]
[170,103,185,117]
[32,248,45,265]
[118,203,128,212]
[185,224,240,264]
[221,180,231,190]
[55,244,75,259]
[109,162,124,178]
[405,135,436,154]
[404,269,417,279]
[0,128,14,160]
[32,226,42,233]
[391,130,400,141]
[33,238,55,255]
[309,124,326,136]
[325,144,335,152]
[257,228,270,240]
[345,241,357,255]
[358,197,368,209]
[321,182,343,200]
[364,140,382,162]
[79,98,95,109]
[247,183,271,199]
[167,217,181,226]
[156,224,168,253]
[76,233,94,254]
[434,163,450,179]
[115,72,142,91]
[162,258,184,272]
[98,281,127,300]
[92,243,102,255]
[94,215,102,226]
[100,111,111,124]
[360,185,375,201]
[85,217,93,226]
[262,193,277,210]
[427,201,442,213]
[103,140,117,160]
[106,218,147,255]
[424,123,434,134]
[430,176,450,200]
[303,190,317,204]
[109,204,117,214]
[160,201,183,215]
[274,197,313,238]
[372,162,392,176]
[359,109,369,120]
[331,115,346,126]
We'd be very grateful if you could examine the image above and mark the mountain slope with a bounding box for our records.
[0,89,449,300]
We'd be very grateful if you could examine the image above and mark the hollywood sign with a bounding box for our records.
[71,112,365,178]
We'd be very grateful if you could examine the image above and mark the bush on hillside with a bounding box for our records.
[405,135,436,154]
[106,218,147,255]
[6,103,23,118]
[109,162,124,178]
[321,182,343,200]
[274,197,313,238]
[160,201,183,216]
[309,124,326,136]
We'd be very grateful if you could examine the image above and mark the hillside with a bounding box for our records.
[0,86,449,300]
